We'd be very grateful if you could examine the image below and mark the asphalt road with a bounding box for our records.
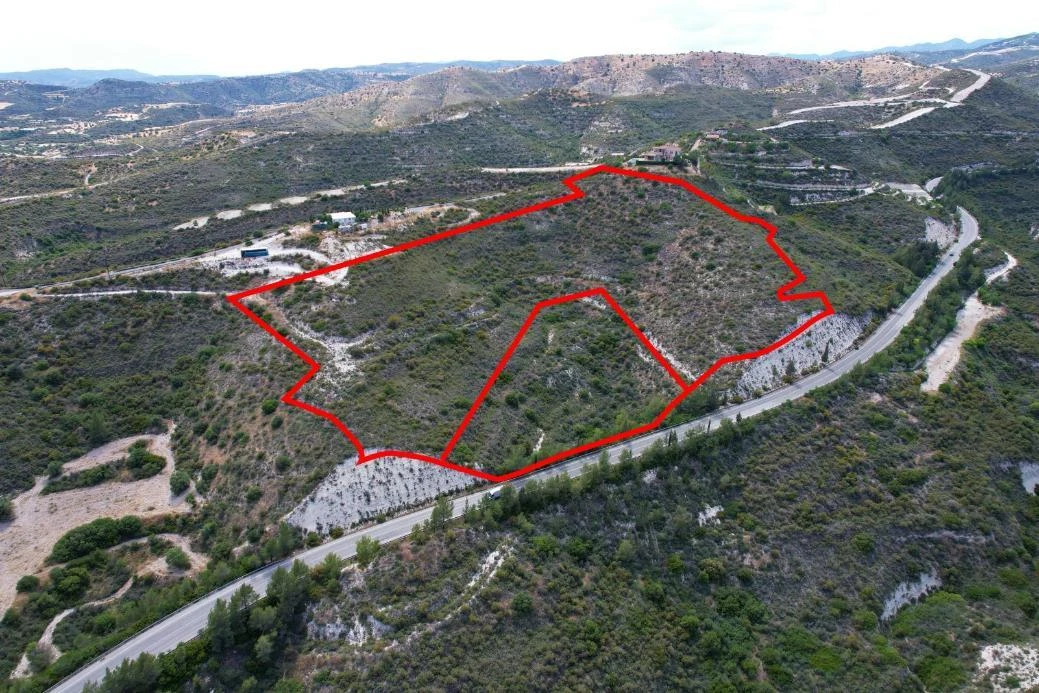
[49,208,978,692]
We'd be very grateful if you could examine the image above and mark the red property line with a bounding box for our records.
[439,286,688,463]
[226,165,835,483]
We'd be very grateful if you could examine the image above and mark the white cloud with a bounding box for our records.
[0,0,1036,75]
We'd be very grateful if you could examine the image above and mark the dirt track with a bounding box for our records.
[0,428,189,613]
[922,253,1017,392]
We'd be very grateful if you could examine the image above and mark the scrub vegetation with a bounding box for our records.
[2,46,1039,692]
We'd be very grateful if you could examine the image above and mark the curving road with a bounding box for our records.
[49,208,978,692]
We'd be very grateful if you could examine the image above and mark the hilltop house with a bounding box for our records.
[330,211,357,229]
[642,144,682,163]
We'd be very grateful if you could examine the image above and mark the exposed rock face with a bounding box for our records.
[285,455,475,533]
[736,312,869,397]
[976,644,1039,692]
[881,570,942,621]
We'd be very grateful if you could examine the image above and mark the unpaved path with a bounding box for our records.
[1,178,410,295]
[0,169,136,206]
[170,178,407,230]
[788,96,951,115]
[986,252,1018,284]
[922,252,1017,392]
[757,119,815,131]
[39,289,219,300]
[0,428,188,614]
[0,200,474,301]
[950,69,991,103]
[480,164,596,173]
[0,229,291,299]
[134,533,207,579]
[9,578,134,679]
[885,182,932,201]
[781,69,989,130]
[951,44,1039,64]
[44,579,133,651]
[201,223,387,287]
[209,204,474,288]
[871,107,938,129]
[0,187,83,205]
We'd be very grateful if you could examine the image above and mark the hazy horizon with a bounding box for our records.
[0,38,1009,79]
[2,0,1036,76]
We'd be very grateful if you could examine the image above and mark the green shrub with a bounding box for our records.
[148,535,172,555]
[698,557,726,584]
[43,462,117,494]
[891,592,967,637]
[809,646,842,674]
[83,652,160,691]
[165,547,191,571]
[170,470,190,495]
[512,591,534,614]
[852,609,878,631]
[15,575,40,593]
[26,642,52,673]
[714,587,766,623]
[852,533,875,554]
[126,443,166,479]
[49,516,145,562]
[355,536,380,568]
[997,567,1029,589]
[531,535,559,557]
[893,240,940,278]
[914,655,967,691]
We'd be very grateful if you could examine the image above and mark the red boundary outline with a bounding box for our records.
[440,286,688,462]
[227,165,834,482]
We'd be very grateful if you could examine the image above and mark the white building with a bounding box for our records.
[330,211,357,229]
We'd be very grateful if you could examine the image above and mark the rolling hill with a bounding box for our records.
[256,52,948,133]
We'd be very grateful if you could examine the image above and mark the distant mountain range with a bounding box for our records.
[258,52,945,134]
[776,33,1039,93]
[0,61,560,88]
[332,60,560,77]
[0,70,397,120]
[3,34,1037,138]
[4,34,1033,93]
[0,68,219,88]
[783,37,1002,61]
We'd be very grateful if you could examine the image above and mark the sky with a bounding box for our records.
[2,0,1037,75]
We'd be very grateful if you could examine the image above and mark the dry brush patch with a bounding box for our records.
[0,430,185,614]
